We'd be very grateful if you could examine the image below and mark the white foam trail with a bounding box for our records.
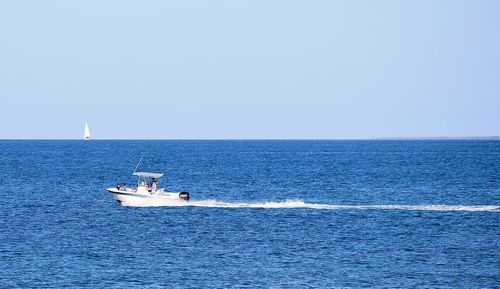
[124,199,500,212]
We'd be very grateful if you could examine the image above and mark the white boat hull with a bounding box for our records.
[107,188,189,207]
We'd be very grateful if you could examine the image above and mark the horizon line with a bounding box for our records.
[0,136,499,141]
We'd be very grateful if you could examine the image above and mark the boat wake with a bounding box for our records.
[124,199,500,212]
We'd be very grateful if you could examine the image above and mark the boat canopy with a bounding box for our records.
[132,172,164,178]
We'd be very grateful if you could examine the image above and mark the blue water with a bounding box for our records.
[0,140,499,288]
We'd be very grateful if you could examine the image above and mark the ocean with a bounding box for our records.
[0,140,498,288]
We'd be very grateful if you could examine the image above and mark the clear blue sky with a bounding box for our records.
[0,0,499,139]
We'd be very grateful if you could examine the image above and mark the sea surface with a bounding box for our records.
[0,140,499,288]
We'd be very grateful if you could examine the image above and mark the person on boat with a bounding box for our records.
[116,183,121,190]
[151,180,157,193]
[123,183,127,191]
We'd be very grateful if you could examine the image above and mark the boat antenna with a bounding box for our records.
[133,155,144,174]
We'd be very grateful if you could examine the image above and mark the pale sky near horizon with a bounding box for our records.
[0,0,499,139]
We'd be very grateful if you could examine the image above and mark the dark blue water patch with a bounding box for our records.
[0,140,499,288]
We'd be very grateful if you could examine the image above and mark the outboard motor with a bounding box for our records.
[179,192,190,201]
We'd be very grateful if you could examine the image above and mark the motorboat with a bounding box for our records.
[107,171,190,206]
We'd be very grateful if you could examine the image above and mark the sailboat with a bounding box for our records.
[83,122,91,140]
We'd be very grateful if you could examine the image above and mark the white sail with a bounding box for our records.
[83,122,91,140]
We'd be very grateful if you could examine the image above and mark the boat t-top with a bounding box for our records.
[107,167,189,206]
